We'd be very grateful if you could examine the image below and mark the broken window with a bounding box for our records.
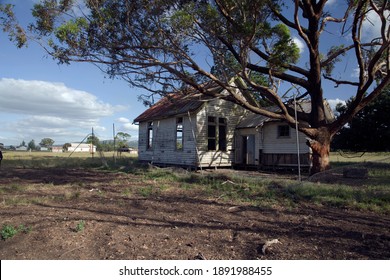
[208,116,216,150]
[208,116,227,151]
[176,117,183,150]
[218,117,227,151]
[147,121,153,149]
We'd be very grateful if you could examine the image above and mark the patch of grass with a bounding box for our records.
[143,168,179,182]
[75,220,85,232]
[1,224,31,240]
[121,187,133,197]
[138,186,158,197]
[0,183,26,194]
[2,151,389,214]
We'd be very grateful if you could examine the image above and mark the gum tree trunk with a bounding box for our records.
[306,128,332,175]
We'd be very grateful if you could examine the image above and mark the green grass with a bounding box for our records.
[75,220,85,232]
[1,224,31,240]
[1,151,389,213]
[1,151,138,169]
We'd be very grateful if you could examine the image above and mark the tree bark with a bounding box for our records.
[306,127,331,175]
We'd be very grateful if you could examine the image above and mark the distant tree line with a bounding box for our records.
[3,132,135,152]
[86,132,135,152]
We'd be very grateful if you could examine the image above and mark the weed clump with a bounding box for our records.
[1,224,31,240]
[75,220,85,232]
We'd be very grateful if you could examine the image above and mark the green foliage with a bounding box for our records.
[27,139,36,151]
[55,18,88,43]
[75,220,85,232]
[1,225,18,240]
[0,3,27,48]
[1,224,31,240]
[115,132,131,149]
[332,87,390,151]
[267,24,300,70]
[40,138,55,148]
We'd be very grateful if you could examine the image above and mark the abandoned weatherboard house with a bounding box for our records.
[134,84,334,170]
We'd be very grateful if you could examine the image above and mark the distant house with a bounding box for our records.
[52,146,63,153]
[15,145,28,151]
[67,143,96,153]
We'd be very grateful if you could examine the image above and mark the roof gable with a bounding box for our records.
[134,93,209,123]
[133,82,222,123]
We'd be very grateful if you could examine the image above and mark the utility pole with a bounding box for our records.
[113,123,116,164]
[91,127,95,158]
[294,95,301,182]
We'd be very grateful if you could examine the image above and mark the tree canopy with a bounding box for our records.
[40,138,55,147]
[1,0,389,174]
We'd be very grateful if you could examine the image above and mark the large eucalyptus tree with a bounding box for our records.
[2,0,389,174]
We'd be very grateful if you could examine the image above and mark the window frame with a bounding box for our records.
[147,121,153,149]
[277,125,290,138]
[218,117,227,151]
[176,117,184,151]
[207,116,227,151]
[207,116,217,151]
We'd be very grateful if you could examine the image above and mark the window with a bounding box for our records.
[147,121,153,149]
[207,116,227,151]
[207,116,216,150]
[176,117,183,150]
[278,125,290,138]
[218,117,227,151]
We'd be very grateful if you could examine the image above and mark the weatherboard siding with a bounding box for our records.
[137,115,198,167]
[262,122,310,154]
[137,98,247,168]
[195,99,247,167]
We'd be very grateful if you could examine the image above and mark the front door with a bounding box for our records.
[242,135,255,165]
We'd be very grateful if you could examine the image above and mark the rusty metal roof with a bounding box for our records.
[134,84,335,125]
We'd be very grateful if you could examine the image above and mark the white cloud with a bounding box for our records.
[115,117,139,137]
[362,10,390,41]
[0,78,121,144]
[122,123,139,131]
[292,37,305,54]
[325,0,337,6]
[327,98,346,112]
[117,117,130,123]
[351,68,360,78]
[0,78,116,118]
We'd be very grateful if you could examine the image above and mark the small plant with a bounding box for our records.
[75,220,85,232]
[17,224,32,234]
[1,225,18,240]
[1,224,31,240]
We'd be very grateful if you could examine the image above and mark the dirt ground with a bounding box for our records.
[0,167,389,260]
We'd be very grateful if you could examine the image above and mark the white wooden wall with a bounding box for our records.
[195,99,248,167]
[137,115,198,167]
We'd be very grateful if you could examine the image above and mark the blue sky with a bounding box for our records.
[0,0,384,146]
[0,0,147,146]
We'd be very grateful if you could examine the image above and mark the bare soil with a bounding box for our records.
[0,167,389,260]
